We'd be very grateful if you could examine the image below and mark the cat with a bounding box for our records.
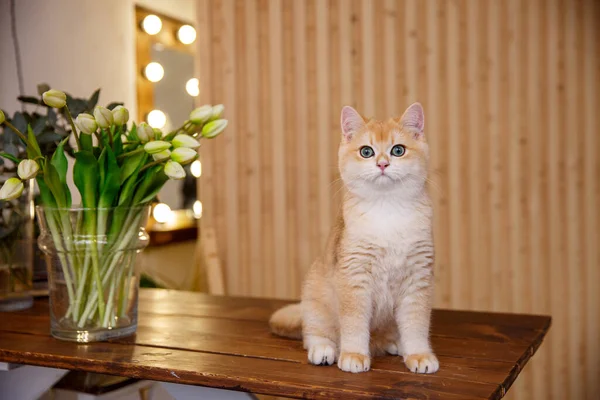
[269,103,438,374]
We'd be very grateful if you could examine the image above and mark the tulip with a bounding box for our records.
[75,113,97,135]
[201,119,228,138]
[0,178,24,201]
[42,89,67,108]
[172,134,200,149]
[152,149,171,161]
[93,106,114,129]
[171,147,197,164]
[0,109,5,125]
[144,140,171,154]
[137,122,154,143]
[189,105,212,124]
[164,160,185,180]
[112,106,129,125]
[209,104,224,121]
[17,160,40,180]
[153,128,163,140]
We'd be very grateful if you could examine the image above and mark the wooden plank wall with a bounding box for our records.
[195,1,600,399]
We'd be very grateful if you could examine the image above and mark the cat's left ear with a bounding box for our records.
[399,102,425,139]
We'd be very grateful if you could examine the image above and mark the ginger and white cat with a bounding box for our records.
[269,103,438,374]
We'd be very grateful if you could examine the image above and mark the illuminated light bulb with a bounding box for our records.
[144,62,164,82]
[147,110,167,129]
[153,203,172,223]
[193,200,203,219]
[142,15,162,35]
[186,78,199,97]
[190,160,202,177]
[177,25,197,44]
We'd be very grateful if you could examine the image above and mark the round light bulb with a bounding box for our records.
[147,110,166,129]
[185,78,200,97]
[144,62,164,82]
[142,15,162,35]
[153,203,172,223]
[190,160,202,178]
[193,200,203,219]
[177,25,197,44]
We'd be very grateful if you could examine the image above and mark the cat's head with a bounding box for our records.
[338,103,429,198]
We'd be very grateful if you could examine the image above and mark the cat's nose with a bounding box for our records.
[378,161,390,171]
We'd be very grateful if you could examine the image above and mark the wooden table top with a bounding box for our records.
[0,289,550,400]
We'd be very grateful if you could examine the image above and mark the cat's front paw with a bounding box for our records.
[404,352,439,374]
[308,343,337,366]
[338,352,371,373]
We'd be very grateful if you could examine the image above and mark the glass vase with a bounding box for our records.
[36,205,150,342]
[0,179,35,311]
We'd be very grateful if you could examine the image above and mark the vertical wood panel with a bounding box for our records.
[197,1,600,398]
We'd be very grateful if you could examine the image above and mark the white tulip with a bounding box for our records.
[170,147,197,164]
[112,106,129,125]
[144,140,171,154]
[164,160,185,180]
[17,160,40,180]
[201,119,228,138]
[0,178,24,201]
[152,149,171,161]
[75,113,97,135]
[209,104,224,121]
[189,105,213,124]
[42,89,67,108]
[172,134,200,149]
[137,122,154,143]
[93,106,114,129]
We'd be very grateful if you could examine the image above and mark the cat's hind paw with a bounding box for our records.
[404,352,439,374]
[338,352,371,373]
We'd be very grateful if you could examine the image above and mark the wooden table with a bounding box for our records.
[0,289,550,399]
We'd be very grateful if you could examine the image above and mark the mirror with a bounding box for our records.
[135,6,199,219]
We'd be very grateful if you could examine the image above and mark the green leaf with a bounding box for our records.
[98,148,107,192]
[88,88,101,109]
[80,132,93,152]
[36,177,57,207]
[0,152,21,163]
[43,161,68,208]
[98,147,121,208]
[26,125,42,159]
[32,117,47,135]
[113,129,124,156]
[17,96,43,106]
[132,166,169,205]
[73,151,99,208]
[119,150,145,184]
[118,154,147,206]
[51,138,71,207]
[106,102,124,111]
[37,83,50,96]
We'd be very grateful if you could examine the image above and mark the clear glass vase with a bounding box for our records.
[0,180,35,312]
[36,205,150,342]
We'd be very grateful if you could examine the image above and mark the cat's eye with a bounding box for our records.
[391,145,406,157]
[359,146,375,158]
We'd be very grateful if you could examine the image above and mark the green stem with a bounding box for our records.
[64,105,82,151]
[117,147,144,160]
[139,159,164,173]
[2,120,33,148]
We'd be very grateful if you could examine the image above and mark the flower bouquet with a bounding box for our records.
[0,89,226,342]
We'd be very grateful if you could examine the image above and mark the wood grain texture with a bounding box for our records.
[196,1,600,399]
[0,290,550,400]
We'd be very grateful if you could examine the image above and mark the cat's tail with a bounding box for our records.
[269,303,303,339]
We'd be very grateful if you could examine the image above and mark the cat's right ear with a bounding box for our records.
[340,106,365,142]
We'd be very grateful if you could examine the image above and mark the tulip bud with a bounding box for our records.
[17,160,40,180]
[189,105,213,125]
[112,106,129,125]
[93,106,114,129]
[144,140,171,154]
[172,134,200,149]
[0,178,24,201]
[121,134,128,143]
[153,128,163,140]
[137,122,153,143]
[164,160,185,180]
[152,149,171,161]
[0,109,5,125]
[171,147,197,164]
[75,113,97,135]
[42,89,67,108]
[209,104,225,121]
[201,119,228,138]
